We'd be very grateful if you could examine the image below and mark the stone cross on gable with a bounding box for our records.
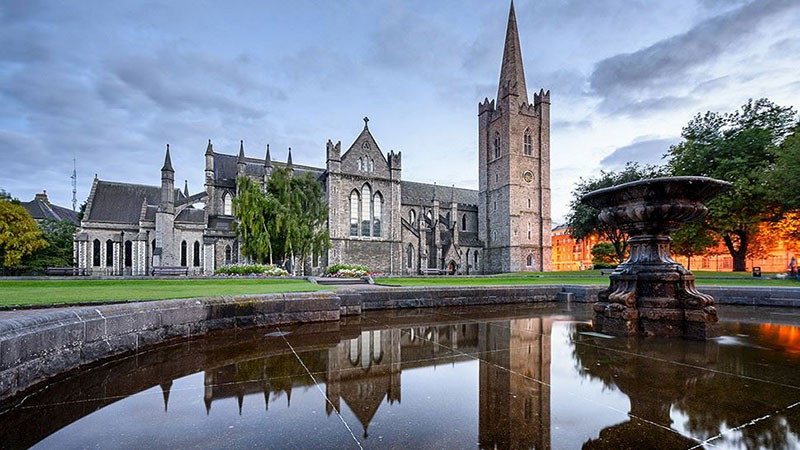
[363,116,369,129]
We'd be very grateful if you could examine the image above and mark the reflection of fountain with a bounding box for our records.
[581,177,730,339]
[572,324,719,448]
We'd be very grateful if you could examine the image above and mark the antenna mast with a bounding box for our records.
[71,158,77,211]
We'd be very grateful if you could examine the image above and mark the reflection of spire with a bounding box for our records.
[264,387,270,411]
[205,396,212,415]
[160,381,172,412]
[237,392,244,416]
[286,386,291,408]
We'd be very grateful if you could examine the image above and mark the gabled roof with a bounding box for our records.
[86,181,182,224]
[176,208,205,224]
[20,196,80,225]
[212,153,325,187]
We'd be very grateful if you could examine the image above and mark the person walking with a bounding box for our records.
[790,256,797,278]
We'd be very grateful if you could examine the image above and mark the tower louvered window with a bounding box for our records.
[524,129,533,155]
[494,133,501,159]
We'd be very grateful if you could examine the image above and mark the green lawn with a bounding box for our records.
[375,276,800,288]
[0,278,327,307]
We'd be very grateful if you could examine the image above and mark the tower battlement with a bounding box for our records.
[478,98,496,115]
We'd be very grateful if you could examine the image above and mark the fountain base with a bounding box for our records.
[593,262,718,339]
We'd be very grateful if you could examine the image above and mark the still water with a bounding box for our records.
[1,303,799,449]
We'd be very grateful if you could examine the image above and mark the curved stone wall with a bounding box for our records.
[1,284,798,402]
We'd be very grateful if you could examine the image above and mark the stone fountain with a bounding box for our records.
[581,176,731,339]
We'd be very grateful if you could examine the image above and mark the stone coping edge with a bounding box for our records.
[2,284,799,402]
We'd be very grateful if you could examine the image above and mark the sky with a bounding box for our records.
[1,0,799,223]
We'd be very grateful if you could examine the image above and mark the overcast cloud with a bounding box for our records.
[1,0,799,223]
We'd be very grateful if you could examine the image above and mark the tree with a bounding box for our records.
[233,168,331,274]
[590,242,618,266]
[671,222,716,271]
[566,162,666,263]
[0,189,18,203]
[773,123,800,212]
[25,219,78,270]
[0,200,48,268]
[666,98,796,271]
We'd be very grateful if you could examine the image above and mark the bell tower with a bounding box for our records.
[478,1,552,273]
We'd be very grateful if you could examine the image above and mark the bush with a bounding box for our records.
[215,264,289,277]
[325,263,370,278]
[592,263,617,270]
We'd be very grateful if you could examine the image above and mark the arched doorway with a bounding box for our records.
[447,261,456,275]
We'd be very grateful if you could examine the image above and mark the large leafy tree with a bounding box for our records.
[671,222,717,271]
[566,162,666,263]
[666,98,796,271]
[773,123,800,213]
[0,200,48,268]
[233,168,330,274]
[25,219,78,270]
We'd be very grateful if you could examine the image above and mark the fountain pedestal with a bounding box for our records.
[581,177,731,339]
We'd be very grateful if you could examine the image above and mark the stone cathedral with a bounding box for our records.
[73,3,552,276]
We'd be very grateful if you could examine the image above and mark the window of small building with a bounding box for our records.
[124,241,132,267]
[180,240,187,266]
[93,239,101,267]
[105,240,113,267]
[193,241,201,267]
[407,244,414,269]
[225,245,232,265]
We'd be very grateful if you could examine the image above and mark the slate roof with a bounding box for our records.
[176,208,205,224]
[87,181,183,224]
[212,153,325,187]
[21,196,80,225]
[459,231,482,248]
[400,180,478,207]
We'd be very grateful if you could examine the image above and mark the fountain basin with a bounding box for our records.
[581,176,731,339]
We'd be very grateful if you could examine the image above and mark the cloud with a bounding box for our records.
[600,136,679,169]
[590,0,800,114]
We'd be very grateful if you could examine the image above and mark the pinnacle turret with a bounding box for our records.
[205,139,213,156]
[237,140,246,163]
[264,144,272,167]
[161,144,174,173]
[183,180,189,197]
[286,147,294,171]
[497,1,528,103]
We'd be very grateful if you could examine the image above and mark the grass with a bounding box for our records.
[0,278,327,307]
[374,276,800,288]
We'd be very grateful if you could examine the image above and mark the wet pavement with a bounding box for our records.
[1,303,799,449]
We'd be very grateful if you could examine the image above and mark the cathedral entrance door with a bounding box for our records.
[447,261,456,275]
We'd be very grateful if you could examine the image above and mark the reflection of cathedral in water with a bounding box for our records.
[201,318,553,447]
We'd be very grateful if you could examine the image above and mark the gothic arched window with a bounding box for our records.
[409,209,416,226]
[357,158,362,171]
[407,244,414,269]
[224,245,232,264]
[361,184,372,236]
[527,222,532,240]
[350,190,360,236]
[526,253,534,267]
[180,240,187,266]
[461,214,467,231]
[494,132,501,159]
[93,239,101,267]
[105,240,113,267]
[223,192,233,216]
[474,251,479,267]
[124,241,132,267]
[372,191,383,237]
[523,129,533,156]
[193,241,201,267]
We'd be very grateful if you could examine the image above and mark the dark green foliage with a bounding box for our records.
[25,219,77,270]
[666,98,797,271]
[671,222,717,270]
[590,242,618,266]
[773,124,800,212]
[566,162,666,263]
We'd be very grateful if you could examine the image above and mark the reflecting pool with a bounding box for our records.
[1,304,799,449]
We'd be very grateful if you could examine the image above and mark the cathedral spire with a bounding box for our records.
[286,147,293,169]
[264,144,272,167]
[497,1,528,103]
[183,180,189,197]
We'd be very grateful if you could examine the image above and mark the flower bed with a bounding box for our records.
[215,264,289,277]
[325,264,370,278]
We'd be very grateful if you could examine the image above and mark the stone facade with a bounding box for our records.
[73,2,550,275]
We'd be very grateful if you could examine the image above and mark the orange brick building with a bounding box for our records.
[551,223,799,273]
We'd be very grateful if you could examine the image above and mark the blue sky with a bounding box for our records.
[2,0,799,222]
